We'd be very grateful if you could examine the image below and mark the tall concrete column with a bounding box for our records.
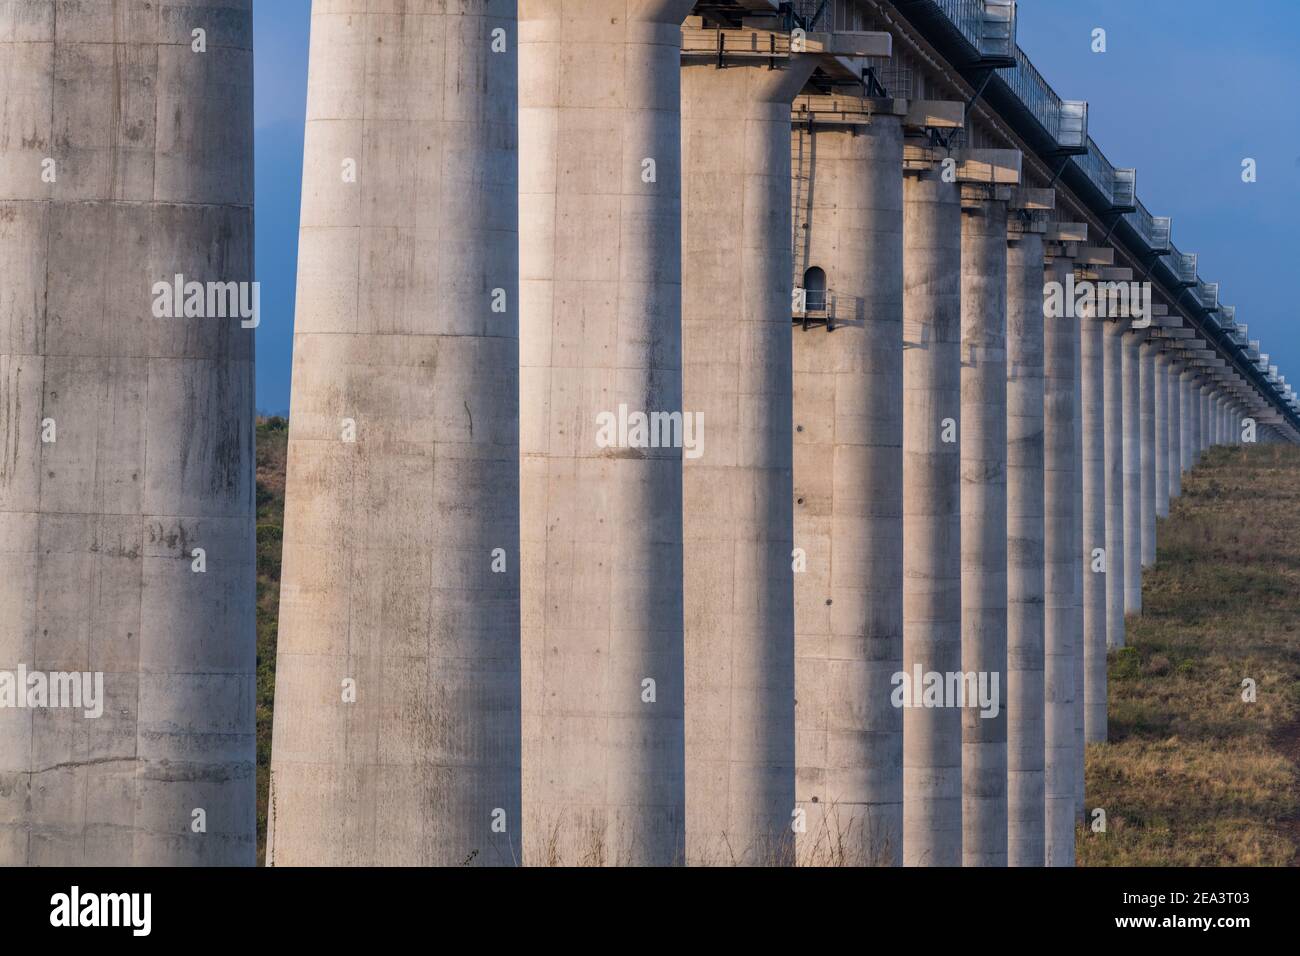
[1043,256,1078,866]
[960,187,1008,867]
[519,0,694,866]
[1154,349,1172,519]
[1006,223,1046,867]
[1121,329,1142,613]
[1079,308,1106,745]
[1102,321,1126,648]
[1071,290,1086,825]
[902,166,962,867]
[1139,339,1157,568]
[1199,381,1210,455]
[0,0,256,864]
[792,100,907,867]
[681,45,815,867]
[1180,367,1196,473]
[269,2,519,867]
[1168,358,1182,497]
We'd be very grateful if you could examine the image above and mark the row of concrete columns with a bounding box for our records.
[2,1,1279,867]
[265,8,1270,866]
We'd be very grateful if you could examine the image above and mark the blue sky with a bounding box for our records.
[1016,0,1300,400]
[252,1,1299,413]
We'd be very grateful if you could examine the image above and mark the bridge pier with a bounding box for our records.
[518,0,695,866]
[960,186,1009,867]
[268,2,521,867]
[791,98,907,867]
[1121,327,1143,614]
[680,41,817,867]
[1044,251,1080,866]
[1006,217,1047,867]
[1154,349,1173,518]
[1080,304,1107,745]
[1140,338,1157,568]
[0,0,257,865]
[902,165,963,867]
[1168,355,1184,499]
[1179,367,1196,475]
[1103,319,1127,648]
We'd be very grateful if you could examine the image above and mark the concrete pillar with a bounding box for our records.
[791,102,906,867]
[902,166,962,867]
[1199,381,1210,456]
[1071,294,1086,826]
[1139,339,1157,568]
[1121,329,1142,614]
[1180,368,1196,473]
[519,0,694,866]
[1168,357,1183,499]
[1102,321,1126,648]
[1154,349,1172,519]
[0,0,256,865]
[681,47,815,867]
[1043,257,1078,866]
[1006,225,1045,867]
[1079,309,1106,745]
[269,2,519,867]
[960,187,1008,867]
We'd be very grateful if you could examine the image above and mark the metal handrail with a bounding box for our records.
[1126,199,1171,253]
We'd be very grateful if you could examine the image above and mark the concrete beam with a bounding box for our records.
[904,100,966,129]
[1047,222,1088,243]
[956,149,1023,185]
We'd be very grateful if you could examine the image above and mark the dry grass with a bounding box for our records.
[1078,444,1300,866]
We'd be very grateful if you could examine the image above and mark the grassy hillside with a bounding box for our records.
[1080,443,1300,865]
[255,417,288,865]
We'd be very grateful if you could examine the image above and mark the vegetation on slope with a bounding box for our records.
[255,417,288,865]
[1080,444,1300,865]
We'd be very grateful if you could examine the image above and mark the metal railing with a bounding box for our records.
[895,0,1295,426]
[1073,138,1134,209]
[931,0,1017,60]
[1197,281,1219,312]
[1126,199,1171,253]
[787,0,836,31]
[1169,243,1198,285]
[1001,45,1088,149]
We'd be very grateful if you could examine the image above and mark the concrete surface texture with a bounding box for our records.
[1042,257,1078,867]
[680,49,814,867]
[268,1,522,866]
[791,109,905,867]
[1079,309,1106,746]
[959,190,1009,867]
[1121,330,1142,614]
[1139,340,1156,568]
[0,0,257,865]
[902,167,962,867]
[1168,358,1183,500]
[1154,349,1172,520]
[1102,320,1126,650]
[1005,228,1045,868]
[518,0,694,866]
